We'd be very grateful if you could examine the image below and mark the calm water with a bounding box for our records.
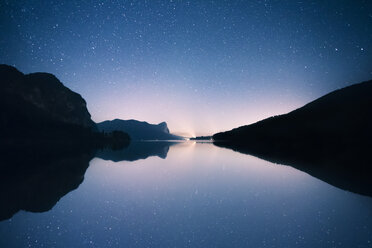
[1,141,372,247]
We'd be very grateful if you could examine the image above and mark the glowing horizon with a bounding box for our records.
[2,1,372,136]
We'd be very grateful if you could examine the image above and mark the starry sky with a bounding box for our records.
[1,0,372,136]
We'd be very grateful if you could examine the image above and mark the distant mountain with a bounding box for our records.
[190,136,212,141]
[97,119,184,140]
[0,64,129,147]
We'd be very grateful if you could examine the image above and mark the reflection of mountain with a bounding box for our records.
[97,119,184,141]
[213,80,372,197]
[0,145,94,221]
[0,141,177,221]
[214,142,372,197]
[95,141,177,162]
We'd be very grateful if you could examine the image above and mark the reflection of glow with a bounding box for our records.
[89,142,314,197]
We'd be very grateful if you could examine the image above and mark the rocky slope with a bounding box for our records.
[0,65,95,130]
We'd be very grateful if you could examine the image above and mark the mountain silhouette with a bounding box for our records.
[213,80,372,197]
[97,119,184,141]
[213,80,372,148]
[0,65,95,130]
[0,64,129,147]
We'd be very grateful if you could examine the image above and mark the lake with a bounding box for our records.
[1,141,372,247]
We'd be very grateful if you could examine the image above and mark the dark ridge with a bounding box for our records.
[213,80,372,145]
[0,64,130,148]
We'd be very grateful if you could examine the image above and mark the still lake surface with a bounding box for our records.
[1,141,372,247]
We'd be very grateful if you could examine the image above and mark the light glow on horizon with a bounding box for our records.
[2,1,372,135]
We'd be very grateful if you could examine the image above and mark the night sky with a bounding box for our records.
[1,0,372,136]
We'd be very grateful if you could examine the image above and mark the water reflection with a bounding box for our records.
[213,141,372,197]
[95,141,177,162]
[0,145,93,221]
[1,142,372,248]
[0,141,178,221]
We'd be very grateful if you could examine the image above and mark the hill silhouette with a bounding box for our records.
[214,80,372,148]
